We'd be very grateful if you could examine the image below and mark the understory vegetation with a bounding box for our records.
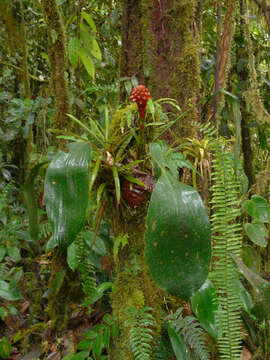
[1,0,270,359]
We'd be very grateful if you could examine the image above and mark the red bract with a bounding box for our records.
[122,175,154,208]
[130,85,151,119]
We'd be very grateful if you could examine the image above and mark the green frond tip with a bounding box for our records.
[167,307,210,360]
[124,307,155,360]
[210,140,243,360]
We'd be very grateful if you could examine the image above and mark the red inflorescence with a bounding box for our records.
[130,85,151,119]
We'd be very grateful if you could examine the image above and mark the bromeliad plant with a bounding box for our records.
[44,85,212,357]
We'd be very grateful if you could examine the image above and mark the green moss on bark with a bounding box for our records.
[40,0,71,131]
[110,207,162,359]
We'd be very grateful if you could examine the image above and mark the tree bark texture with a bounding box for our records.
[40,0,71,131]
[110,208,162,359]
[120,0,201,135]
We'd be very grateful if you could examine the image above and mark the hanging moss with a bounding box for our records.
[40,0,71,131]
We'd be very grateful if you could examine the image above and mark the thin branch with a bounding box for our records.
[0,61,47,82]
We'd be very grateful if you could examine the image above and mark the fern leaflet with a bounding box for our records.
[75,234,97,299]
[124,307,155,360]
[167,307,210,360]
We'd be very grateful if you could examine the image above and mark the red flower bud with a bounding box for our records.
[130,85,151,119]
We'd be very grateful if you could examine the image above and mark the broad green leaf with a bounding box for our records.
[73,351,89,360]
[0,337,11,359]
[46,236,58,252]
[89,38,102,61]
[68,37,80,67]
[0,280,23,301]
[243,195,270,223]
[62,355,75,360]
[45,142,91,249]
[88,282,113,305]
[82,12,96,32]
[83,231,106,256]
[145,172,211,300]
[7,245,20,262]
[168,323,188,360]
[236,280,253,316]
[67,242,78,271]
[244,221,268,247]
[191,279,219,339]
[78,339,92,350]
[80,23,93,49]
[79,48,95,79]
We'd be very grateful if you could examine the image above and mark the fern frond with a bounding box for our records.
[167,307,210,360]
[210,140,243,360]
[190,121,218,140]
[124,307,155,360]
[75,234,97,298]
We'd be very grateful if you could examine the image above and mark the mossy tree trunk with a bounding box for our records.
[40,0,71,131]
[111,1,202,358]
[110,209,162,359]
[120,0,201,133]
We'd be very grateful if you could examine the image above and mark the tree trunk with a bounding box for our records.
[40,0,71,131]
[110,208,162,359]
[120,0,201,134]
[110,1,202,358]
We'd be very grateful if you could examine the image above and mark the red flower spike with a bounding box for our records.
[130,85,151,119]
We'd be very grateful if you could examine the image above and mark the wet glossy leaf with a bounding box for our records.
[68,37,80,67]
[89,38,102,61]
[0,280,23,301]
[244,221,268,247]
[191,279,218,339]
[67,242,78,271]
[168,323,188,360]
[82,12,96,32]
[145,172,211,299]
[243,195,270,223]
[79,48,95,79]
[45,142,91,249]
[7,245,20,262]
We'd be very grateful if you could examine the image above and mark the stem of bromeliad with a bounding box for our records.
[130,85,151,155]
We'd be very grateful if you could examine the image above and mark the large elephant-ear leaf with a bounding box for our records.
[45,142,91,250]
[145,172,211,300]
